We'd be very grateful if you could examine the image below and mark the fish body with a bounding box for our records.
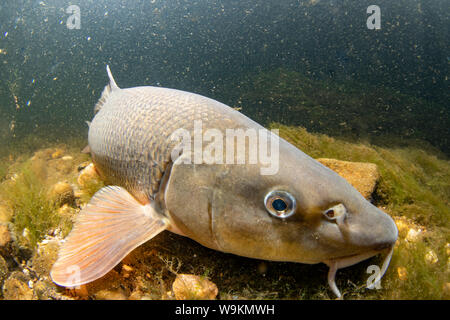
[51,66,398,298]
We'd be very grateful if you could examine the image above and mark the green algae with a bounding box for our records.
[0,161,60,248]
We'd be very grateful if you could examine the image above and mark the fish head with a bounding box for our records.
[164,134,398,267]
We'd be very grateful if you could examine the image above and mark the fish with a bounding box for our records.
[50,65,398,298]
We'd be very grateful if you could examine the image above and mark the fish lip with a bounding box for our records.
[324,250,380,268]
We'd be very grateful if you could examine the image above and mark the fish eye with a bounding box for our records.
[264,190,296,218]
[323,204,347,222]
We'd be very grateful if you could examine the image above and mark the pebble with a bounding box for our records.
[406,228,423,242]
[94,289,128,300]
[122,264,134,278]
[397,267,408,281]
[0,223,12,248]
[172,274,218,300]
[51,149,64,159]
[0,204,13,223]
[77,163,100,188]
[424,249,439,264]
[0,255,8,286]
[444,283,450,299]
[48,182,75,205]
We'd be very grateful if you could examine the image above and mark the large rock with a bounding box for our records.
[316,158,380,199]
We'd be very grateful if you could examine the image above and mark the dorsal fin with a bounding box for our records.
[106,65,119,90]
[94,65,120,114]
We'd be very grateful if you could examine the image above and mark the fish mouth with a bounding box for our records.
[323,245,395,299]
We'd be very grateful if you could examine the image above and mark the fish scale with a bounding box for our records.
[89,85,241,201]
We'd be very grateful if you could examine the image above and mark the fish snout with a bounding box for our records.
[345,204,398,253]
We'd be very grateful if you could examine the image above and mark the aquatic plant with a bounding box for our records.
[0,162,60,247]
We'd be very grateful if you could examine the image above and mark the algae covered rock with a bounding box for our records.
[94,289,128,300]
[172,274,218,300]
[77,163,100,188]
[31,238,61,278]
[2,271,33,300]
[48,182,75,205]
[0,254,8,287]
[32,279,71,300]
[0,204,13,223]
[0,222,18,259]
[316,158,380,199]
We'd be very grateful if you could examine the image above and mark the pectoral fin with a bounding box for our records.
[51,186,168,287]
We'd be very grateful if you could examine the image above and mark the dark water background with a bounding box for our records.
[0,0,448,154]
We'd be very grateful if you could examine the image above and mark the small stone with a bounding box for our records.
[0,223,12,248]
[406,228,423,242]
[48,182,75,205]
[444,283,450,299]
[51,149,64,159]
[77,163,100,188]
[122,264,133,278]
[0,204,13,223]
[94,289,128,300]
[0,254,8,287]
[424,249,439,264]
[22,228,32,247]
[172,274,218,300]
[0,223,17,259]
[393,217,410,237]
[445,243,450,256]
[397,267,407,281]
